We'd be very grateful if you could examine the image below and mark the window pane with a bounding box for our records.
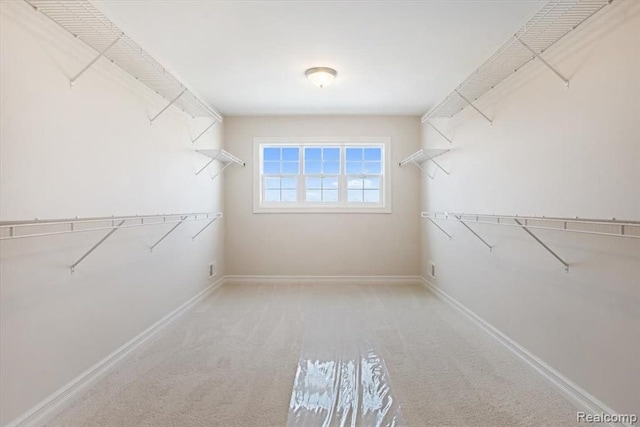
[323,177,338,188]
[281,190,297,202]
[306,190,321,202]
[364,177,380,189]
[305,161,321,174]
[323,148,340,161]
[306,177,321,189]
[346,148,363,161]
[305,147,321,161]
[346,162,362,174]
[282,177,297,189]
[323,190,339,202]
[348,178,363,189]
[265,189,280,202]
[264,161,280,174]
[364,161,381,174]
[364,190,380,203]
[364,148,381,161]
[348,190,363,202]
[323,161,340,174]
[265,177,280,189]
[264,148,280,161]
[282,147,299,161]
[282,161,299,174]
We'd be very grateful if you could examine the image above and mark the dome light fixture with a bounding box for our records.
[305,67,337,88]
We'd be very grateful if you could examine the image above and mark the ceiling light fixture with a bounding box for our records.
[305,67,337,88]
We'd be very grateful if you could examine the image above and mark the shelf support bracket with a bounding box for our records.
[192,217,220,241]
[428,158,450,176]
[427,218,452,240]
[150,89,187,125]
[517,38,569,88]
[191,121,218,144]
[71,219,126,273]
[196,156,218,176]
[211,162,233,181]
[70,35,122,88]
[150,215,188,252]
[455,215,492,251]
[425,120,452,144]
[455,90,492,125]
[514,218,569,272]
[409,161,435,180]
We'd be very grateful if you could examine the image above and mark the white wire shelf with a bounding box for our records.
[399,149,450,179]
[399,149,449,166]
[25,0,222,123]
[422,0,611,123]
[195,149,246,179]
[196,149,245,166]
[0,212,223,240]
[0,212,223,272]
[422,212,640,238]
[422,211,639,272]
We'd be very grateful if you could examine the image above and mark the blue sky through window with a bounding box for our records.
[262,144,383,206]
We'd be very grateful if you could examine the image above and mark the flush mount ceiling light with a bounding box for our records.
[305,67,337,88]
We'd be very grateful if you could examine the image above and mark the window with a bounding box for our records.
[263,147,299,203]
[254,137,391,213]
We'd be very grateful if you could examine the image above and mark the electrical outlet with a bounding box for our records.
[208,261,217,278]
[428,261,436,279]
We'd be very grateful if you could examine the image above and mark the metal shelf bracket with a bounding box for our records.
[427,217,452,240]
[70,34,122,87]
[192,121,218,144]
[70,219,126,273]
[429,158,450,176]
[211,162,233,181]
[517,37,569,88]
[425,120,453,144]
[455,215,493,251]
[149,215,188,252]
[455,90,492,125]
[196,157,217,176]
[192,216,221,240]
[514,218,569,272]
[150,88,187,125]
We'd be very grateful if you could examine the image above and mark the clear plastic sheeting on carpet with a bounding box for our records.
[287,314,405,427]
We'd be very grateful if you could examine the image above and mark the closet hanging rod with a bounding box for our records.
[0,212,223,241]
[422,212,640,239]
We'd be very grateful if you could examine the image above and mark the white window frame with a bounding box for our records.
[253,137,392,214]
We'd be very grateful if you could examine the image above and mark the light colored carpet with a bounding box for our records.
[48,282,581,426]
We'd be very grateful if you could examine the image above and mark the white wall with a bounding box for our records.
[0,2,225,424]
[420,0,639,415]
[224,116,421,276]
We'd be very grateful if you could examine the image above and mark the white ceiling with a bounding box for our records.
[97,0,547,116]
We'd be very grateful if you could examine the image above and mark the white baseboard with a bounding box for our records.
[419,277,626,427]
[224,275,423,285]
[7,277,225,427]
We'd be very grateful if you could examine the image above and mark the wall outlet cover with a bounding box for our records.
[209,261,217,278]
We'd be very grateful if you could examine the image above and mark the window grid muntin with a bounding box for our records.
[261,143,385,207]
[304,146,341,203]
[262,146,300,203]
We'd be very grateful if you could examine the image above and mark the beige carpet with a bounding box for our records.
[49,282,581,426]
